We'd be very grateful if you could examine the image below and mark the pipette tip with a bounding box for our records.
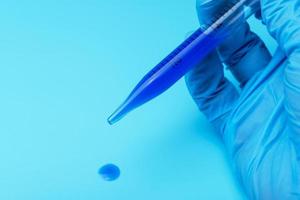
[107,118,114,125]
[107,112,121,125]
[107,103,128,125]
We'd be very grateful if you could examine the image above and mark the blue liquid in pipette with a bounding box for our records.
[108,0,260,125]
[108,30,227,124]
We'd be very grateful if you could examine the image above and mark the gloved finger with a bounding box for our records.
[217,21,272,87]
[185,50,239,133]
[196,0,272,87]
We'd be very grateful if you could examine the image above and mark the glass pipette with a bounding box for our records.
[108,0,260,125]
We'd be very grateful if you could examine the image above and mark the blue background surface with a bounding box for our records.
[0,1,277,199]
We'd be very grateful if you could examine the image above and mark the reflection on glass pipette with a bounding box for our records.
[108,0,260,125]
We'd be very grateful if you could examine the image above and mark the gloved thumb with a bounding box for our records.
[196,0,228,25]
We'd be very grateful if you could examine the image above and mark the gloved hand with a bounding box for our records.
[185,0,300,199]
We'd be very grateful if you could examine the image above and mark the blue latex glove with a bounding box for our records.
[185,0,300,199]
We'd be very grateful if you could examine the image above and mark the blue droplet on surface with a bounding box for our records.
[99,164,120,181]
